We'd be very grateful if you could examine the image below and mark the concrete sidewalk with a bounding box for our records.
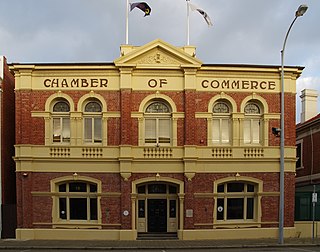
[0,238,320,250]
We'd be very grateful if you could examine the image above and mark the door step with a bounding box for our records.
[137,232,178,240]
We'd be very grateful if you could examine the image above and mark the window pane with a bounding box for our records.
[59,198,67,219]
[247,198,254,219]
[85,102,102,112]
[146,102,170,113]
[138,200,145,218]
[62,118,70,142]
[217,184,224,193]
[159,119,170,143]
[90,198,98,220]
[245,103,260,114]
[84,118,92,142]
[252,119,260,144]
[148,184,166,194]
[227,183,244,192]
[70,198,87,220]
[69,182,87,192]
[53,101,70,112]
[90,184,97,193]
[212,119,220,143]
[53,118,61,142]
[217,198,224,220]
[169,185,177,194]
[247,184,254,192]
[221,119,230,143]
[145,119,156,143]
[227,198,244,219]
[59,184,66,192]
[213,102,229,113]
[137,185,146,194]
[243,120,251,144]
[170,200,176,218]
[94,118,102,143]
[296,143,302,168]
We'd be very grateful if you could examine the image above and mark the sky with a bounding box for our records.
[0,0,319,122]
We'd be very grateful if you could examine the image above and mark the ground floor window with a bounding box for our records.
[216,181,256,221]
[58,181,98,221]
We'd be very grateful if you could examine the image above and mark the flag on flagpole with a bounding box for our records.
[189,2,213,26]
[130,2,151,16]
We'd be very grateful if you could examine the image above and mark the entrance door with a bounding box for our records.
[147,199,167,232]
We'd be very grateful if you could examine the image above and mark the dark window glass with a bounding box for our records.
[247,184,254,192]
[90,184,97,193]
[70,198,87,220]
[85,101,102,112]
[90,198,98,220]
[146,101,170,113]
[138,200,145,218]
[244,103,260,114]
[138,185,146,194]
[296,143,302,168]
[227,183,244,192]
[69,182,87,192]
[227,198,244,219]
[59,184,66,192]
[53,101,70,112]
[59,198,67,219]
[217,198,224,220]
[148,184,166,194]
[170,200,176,218]
[217,184,224,193]
[247,198,254,219]
[169,185,177,194]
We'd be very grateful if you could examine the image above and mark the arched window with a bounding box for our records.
[144,100,172,145]
[216,181,257,221]
[244,103,261,144]
[83,100,102,144]
[212,101,231,145]
[52,100,70,143]
[57,181,98,221]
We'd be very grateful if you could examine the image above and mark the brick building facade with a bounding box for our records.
[12,39,302,240]
[0,56,16,238]
[295,89,320,221]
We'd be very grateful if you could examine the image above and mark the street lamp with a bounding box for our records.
[279,4,308,245]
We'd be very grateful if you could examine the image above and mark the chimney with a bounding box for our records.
[300,89,318,123]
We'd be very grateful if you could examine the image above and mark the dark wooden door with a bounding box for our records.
[147,199,167,232]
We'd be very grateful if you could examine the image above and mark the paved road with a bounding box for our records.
[2,247,320,252]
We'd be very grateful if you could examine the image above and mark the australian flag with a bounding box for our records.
[130,2,151,16]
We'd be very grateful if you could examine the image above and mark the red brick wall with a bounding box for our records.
[16,171,295,229]
[15,89,295,147]
[1,58,16,204]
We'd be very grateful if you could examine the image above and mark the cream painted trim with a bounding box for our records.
[138,93,177,112]
[16,227,298,240]
[45,92,75,111]
[50,175,102,227]
[131,176,185,233]
[77,92,107,112]
[240,93,269,113]
[208,93,237,113]
[213,175,263,226]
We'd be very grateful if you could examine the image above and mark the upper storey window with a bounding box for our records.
[244,103,261,145]
[144,101,172,146]
[52,101,70,143]
[212,102,231,145]
[84,101,102,144]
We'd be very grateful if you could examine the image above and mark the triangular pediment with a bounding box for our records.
[114,39,202,69]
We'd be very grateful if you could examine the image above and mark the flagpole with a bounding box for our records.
[186,0,190,45]
[125,0,129,44]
